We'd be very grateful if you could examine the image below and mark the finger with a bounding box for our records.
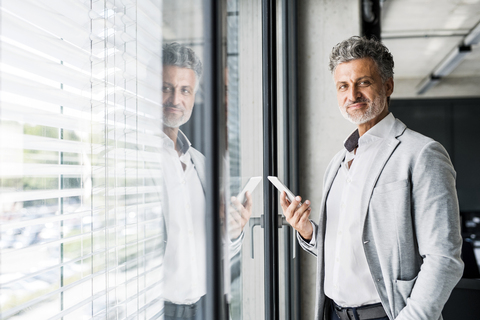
[230,196,243,212]
[240,204,252,222]
[293,205,312,227]
[284,196,301,224]
[229,208,248,230]
[298,199,311,213]
[280,191,293,216]
[279,191,288,210]
[229,206,242,222]
[289,195,302,210]
[300,207,312,223]
[243,191,253,212]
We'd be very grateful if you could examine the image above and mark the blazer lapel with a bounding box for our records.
[359,119,407,225]
[188,148,207,195]
[321,150,346,216]
[323,149,347,199]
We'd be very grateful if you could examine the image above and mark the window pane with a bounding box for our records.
[228,0,265,318]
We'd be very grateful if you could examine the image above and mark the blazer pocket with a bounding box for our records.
[393,277,417,316]
[373,179,409,195]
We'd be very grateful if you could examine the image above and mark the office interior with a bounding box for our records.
[0,0,479,319]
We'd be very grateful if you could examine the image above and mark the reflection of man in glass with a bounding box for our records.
[160,42,252,320]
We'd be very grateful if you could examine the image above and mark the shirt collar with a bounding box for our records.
[161,130,191,155]
[176,130,191,154]
[343,112,395,152]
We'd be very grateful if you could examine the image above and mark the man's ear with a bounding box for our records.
[385,77,394,97]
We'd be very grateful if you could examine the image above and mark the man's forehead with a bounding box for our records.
[334,58,380,79]
[162,65,196,82]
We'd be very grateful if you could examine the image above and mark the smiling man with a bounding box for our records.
[281,36,464,320]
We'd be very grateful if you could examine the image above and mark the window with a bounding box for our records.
[1,1,301,319]
[0,1,164,318]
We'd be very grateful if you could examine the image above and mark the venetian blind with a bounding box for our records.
[0,0,165,319]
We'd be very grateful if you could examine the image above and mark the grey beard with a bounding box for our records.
[341,95,385,125]
[162,104,187,128]
[162,116,185,128]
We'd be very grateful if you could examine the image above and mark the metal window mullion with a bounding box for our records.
[281,0,300,319]
[262,0,279,320]
[204,0,227,319]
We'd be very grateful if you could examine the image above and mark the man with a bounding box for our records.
[160,42,252,320]
[281,36,464,320]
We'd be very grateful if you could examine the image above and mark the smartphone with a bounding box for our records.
[268,176,300,258]
[267,176,299,204]
[236,176,262,204]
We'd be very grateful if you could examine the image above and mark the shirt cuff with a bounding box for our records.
[308,220,316,245]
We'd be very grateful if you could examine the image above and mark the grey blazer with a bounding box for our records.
[299,118,464,320]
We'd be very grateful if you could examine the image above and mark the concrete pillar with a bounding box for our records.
[297,1,361,319]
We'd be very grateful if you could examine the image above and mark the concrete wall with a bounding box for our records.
[296,1,361,318]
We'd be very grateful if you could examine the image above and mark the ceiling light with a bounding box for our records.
[432,45,471,77]
[417,75,441,95]
[464,21,480,45]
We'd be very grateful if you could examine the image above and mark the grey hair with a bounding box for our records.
[329,36,394,82]
[162,42,203,87]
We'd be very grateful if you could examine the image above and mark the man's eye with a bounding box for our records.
[182,89,192,95]
[359,81,370,86]
[162,86,172,93]
[338,85,347,90]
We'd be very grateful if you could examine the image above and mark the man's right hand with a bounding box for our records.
[279,191,313,241]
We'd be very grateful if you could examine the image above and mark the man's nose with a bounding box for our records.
[347,86,361,101]
[168,89,182,106]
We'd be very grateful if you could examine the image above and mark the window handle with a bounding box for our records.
[249,215,264,259]
[249,214,296,259]
[279,215,296,259]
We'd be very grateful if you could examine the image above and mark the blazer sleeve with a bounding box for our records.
[297,221,319,256]
[395,141,464,320]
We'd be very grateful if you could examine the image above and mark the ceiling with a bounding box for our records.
[381,0,480,98]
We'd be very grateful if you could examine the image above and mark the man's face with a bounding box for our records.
[162,65,197,128]
[334,58,393,125]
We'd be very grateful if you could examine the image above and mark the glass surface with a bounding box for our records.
[0,1,164,318]
[227,0,266,318]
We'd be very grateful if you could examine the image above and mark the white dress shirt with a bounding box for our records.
[324,113,395,307]
[161,131,206,304]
